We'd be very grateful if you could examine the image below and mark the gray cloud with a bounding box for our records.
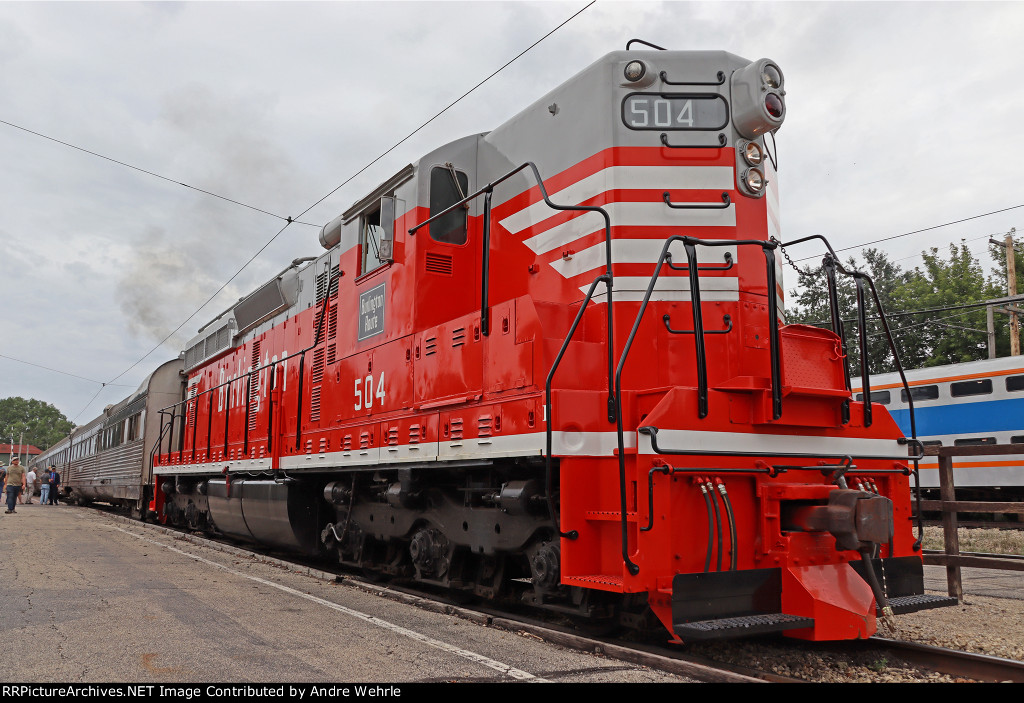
[1,1,1023,420]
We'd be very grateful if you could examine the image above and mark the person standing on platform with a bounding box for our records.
[4,457,26,513]
[39,466,51,506]
[24,466,36,504]
[48,465,61,505]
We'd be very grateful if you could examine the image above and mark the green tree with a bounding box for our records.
[0,397,75,451]
[900,243,1000,366]
[786,248,924,375]
[787,241,1008,374]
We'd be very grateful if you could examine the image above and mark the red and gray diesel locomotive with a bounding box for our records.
[107,44,955,642]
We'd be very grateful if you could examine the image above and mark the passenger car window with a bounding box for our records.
[1006,375,1024,392]
[950,379,992,397]
[901,385,939,403]
[429,166,469,245]
[953,437,996,446]
[855,390,891,405]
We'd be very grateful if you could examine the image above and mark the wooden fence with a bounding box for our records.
[918,444,1024,600]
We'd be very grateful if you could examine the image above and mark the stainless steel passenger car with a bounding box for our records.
[32,359,184,516]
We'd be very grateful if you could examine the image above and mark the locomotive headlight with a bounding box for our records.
[743,168,765,192]
[624,60,647,82]
[762,63,783,89]
[730,57,786,139]
[741,141,763,166]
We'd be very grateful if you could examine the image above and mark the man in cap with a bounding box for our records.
[4,457,26,513]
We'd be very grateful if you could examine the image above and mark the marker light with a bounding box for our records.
[765,93,784,118]
[742,141,764,166]
[624,60,647,82]
[762,64,783,89]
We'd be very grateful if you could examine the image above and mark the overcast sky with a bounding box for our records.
[1,1,1022,428]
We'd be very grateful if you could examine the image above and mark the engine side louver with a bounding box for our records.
[425,252,454,275]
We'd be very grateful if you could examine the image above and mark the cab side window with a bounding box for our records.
[360,207,386,275]
[429,166,468,245]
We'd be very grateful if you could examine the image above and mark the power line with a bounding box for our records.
[793,203,1024,263]
[97,1,595,396]
[803,294,1024,328]
[72,384,110,423]
[0,118,319,227]
[865,307,980,338]
[0,353,133,387]
[889,231,1003,264]
[301,1,597,222]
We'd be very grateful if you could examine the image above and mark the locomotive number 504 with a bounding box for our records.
[354,372,386,411]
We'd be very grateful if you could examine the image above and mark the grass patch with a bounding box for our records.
[920,526,1024,555]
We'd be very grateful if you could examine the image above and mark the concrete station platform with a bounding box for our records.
[0,503,696,684]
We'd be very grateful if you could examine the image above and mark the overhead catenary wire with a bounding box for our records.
[80,1,596,404]
[72,384,109,423]
[792,203,1024,263]
[299,1,597,223]
[0,118,319,227]
[0,353,132,387]
[803,293,1024,328]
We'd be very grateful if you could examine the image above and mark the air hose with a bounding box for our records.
[859,545,897,634]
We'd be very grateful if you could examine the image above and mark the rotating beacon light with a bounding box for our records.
[730,58,785,198]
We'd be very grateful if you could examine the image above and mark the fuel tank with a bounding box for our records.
[206,479,324,555]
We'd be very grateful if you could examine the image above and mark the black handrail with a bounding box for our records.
[615,236,780,423]
[823,257,852,424]
[660,132,727,150]
[544,275,610,541]
[611,235,779,574]
[665,250,733,273]
[763,245,782,419]
[409,163,615,417]
[155,269,341,469]
[659,69,726,86]
[663,313,732,335]
[663,191,731,210]
[855,276,872,427]
[626,38,666,51]
[409,162,622,554]
[776,234,924,547]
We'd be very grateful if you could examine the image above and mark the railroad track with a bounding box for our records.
[103,508,1024,683]
[855,638,1024,683]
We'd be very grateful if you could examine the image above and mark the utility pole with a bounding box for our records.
[1009,228,1020,356]
[990,228,1020,356]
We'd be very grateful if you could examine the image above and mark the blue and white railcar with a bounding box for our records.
[854,356,1024,490]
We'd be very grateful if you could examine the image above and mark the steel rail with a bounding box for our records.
[867,637,1024,682]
